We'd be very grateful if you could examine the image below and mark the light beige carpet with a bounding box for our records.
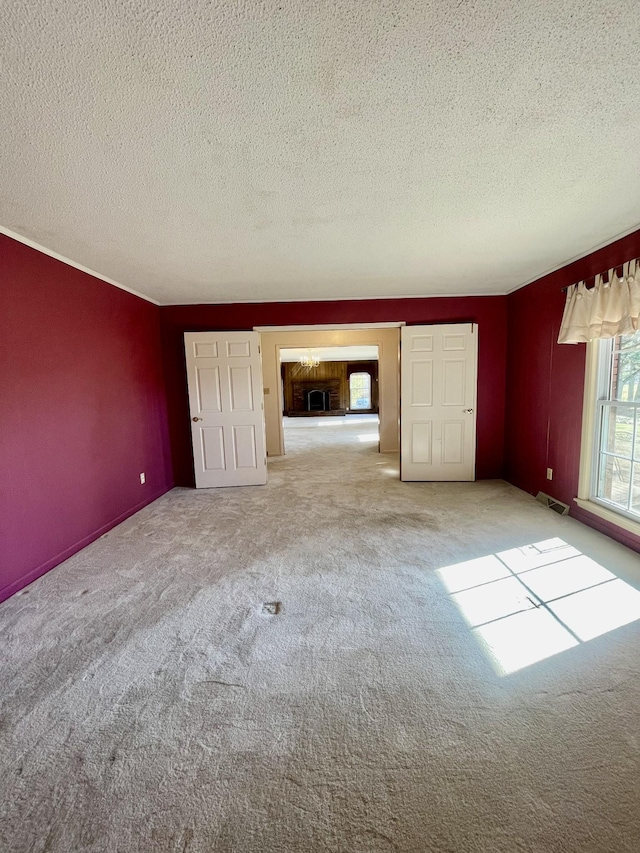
[2,417,640,852]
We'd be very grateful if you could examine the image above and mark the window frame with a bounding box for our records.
[576,338,640,537]
[349,371,373,411]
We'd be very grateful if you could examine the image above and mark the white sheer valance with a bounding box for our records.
[558,260,640,344]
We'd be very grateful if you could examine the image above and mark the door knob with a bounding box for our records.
[192,416,203,422]
[464,408,474,414]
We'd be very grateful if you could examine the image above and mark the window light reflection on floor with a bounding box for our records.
[357,433,380,442]
[437,538,640,675]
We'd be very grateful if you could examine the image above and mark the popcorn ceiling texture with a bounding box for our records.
[2,420,640,851]
[2,1,640,303]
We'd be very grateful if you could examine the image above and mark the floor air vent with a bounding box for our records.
[535,492,570,516]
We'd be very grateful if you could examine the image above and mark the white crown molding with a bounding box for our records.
[5,220,639,307]
[162,291,504,306]
[0,226,159,306]
[2,228,502,304]
[506,221,640,294]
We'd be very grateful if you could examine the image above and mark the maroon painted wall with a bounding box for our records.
[0,236,173,602]
[505,229,640,554]
[160,296,507,487]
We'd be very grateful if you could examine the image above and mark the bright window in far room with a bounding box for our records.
[588,330,640,521]
[349,372,372,410]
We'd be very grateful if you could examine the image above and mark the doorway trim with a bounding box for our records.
[258,326,401,456]
[254,322,405,331]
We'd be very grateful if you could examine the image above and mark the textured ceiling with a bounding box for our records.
[2,1,640,305]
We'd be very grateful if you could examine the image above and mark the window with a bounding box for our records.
[349,372,372,410]
[578,330,640,532]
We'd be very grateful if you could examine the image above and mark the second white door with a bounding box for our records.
[184,331,267,488]
[400,323,477,481]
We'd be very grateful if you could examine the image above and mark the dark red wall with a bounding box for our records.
[0,236,173,602]
[5,221,636,602]
[505,229,640,554]
[160,296,507,487]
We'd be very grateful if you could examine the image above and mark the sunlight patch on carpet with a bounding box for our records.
[437,538,640,675]
[357,433,380,443]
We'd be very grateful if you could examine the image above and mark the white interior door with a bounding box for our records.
[184,332,267,488]
[401,324,477,481]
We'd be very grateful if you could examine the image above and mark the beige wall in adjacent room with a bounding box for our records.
[260,328,400,456]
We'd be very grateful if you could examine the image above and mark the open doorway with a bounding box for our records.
[258,326,401,459]
[279,345,379,416]
[279,344,380,457]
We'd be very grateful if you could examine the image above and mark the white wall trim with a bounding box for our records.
[574,498,640,538]
[576,339,640,539]
[254,322,406,331]
[0,226,159,305]
[577,341,599,502]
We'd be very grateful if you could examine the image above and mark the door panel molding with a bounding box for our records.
[401,324,477,481]
[185,332,267,488]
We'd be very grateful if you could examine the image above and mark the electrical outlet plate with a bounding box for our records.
[140,473,145,484]
[546,468,553,480]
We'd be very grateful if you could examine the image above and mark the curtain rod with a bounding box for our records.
[561,257,639,293]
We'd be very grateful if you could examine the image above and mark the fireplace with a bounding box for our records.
[287,378,345,416]
[305,389,331,412]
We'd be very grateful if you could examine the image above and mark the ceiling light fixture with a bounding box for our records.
[300,353,320,368]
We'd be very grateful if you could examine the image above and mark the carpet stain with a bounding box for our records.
[373,511,440,530]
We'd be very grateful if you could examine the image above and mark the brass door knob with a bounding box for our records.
[192,416,203,422]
